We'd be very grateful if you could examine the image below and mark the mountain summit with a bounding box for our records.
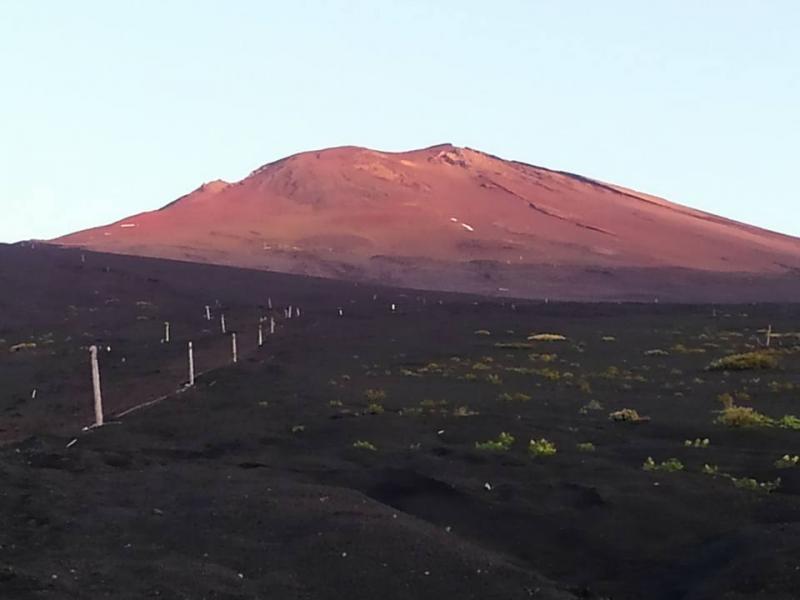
[53,144,800,301]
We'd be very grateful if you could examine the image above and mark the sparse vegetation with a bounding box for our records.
[774,454,799,469]
[644,349,669,356]
[579,399,604,413]
[529,353,557,362]
[684,438,710,448]
[452,405,479,417]
[707,351,778,371]
[671,344,706,354]
[609,408,649,423]
[364,388,386,402]
[715,394,774,427]
[576,442,596,452]
[497,391,531,402]
[529,438,557,457]
[9,342,37,353]
[352,440,377,451]
[495,342,534,349]
[475,432,515,452]
[777,415,800,430]
[731,476,781,493]
[702,464,782,493]
[366,402,385,415]
[528,333,567,342]
[642,457,684,472]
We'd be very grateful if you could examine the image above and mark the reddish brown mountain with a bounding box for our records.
[53,144,800,301]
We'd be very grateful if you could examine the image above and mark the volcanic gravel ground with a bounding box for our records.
[1,244,799,599]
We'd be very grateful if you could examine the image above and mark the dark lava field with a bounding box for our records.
[1,243,799,600]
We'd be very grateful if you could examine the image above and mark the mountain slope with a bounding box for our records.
[52,144,800,301]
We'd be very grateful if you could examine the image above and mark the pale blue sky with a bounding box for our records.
[1,1,798,242]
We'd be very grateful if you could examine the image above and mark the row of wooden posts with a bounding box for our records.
[87,302,298,429]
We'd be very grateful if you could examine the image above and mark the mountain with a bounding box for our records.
[52,144,800,301]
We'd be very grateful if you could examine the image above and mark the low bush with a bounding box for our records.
[707,351,778,371]
[717,406,773,427]
[609,408,649,423]
[498,392,531,402]
[643,457,684,472]
[364,388,387,402]
[475,432,515,452]
[774,454,799,469]
[528,333,567,342]
[352,440,377,451]
[529,438,557,457]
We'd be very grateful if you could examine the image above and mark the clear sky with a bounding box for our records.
[1,1,798,242]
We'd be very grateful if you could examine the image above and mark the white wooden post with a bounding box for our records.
[258,322,264,347]
[270,316,275,334]
[205,305,211,321]
[391,303,396,312]
[338,308,343,317]
[221,314,226,334]
[164,321,170,343]
[188,341,195,386]
[296,307,301,318]
[89,345,104,426]
[231,333,238,363]
[766,324,772,347]
[268,297,272,310]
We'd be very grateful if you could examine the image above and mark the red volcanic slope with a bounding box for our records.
[53,144,800,300]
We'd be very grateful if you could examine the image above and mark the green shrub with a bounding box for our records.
[452,405,479,417]
[609,408,648,423]
[364,388,387,402]
[535,368,561,381]
[579,399,604,414]
[529,438,557,457]
[497,392,531,402]
[715,405,774,428]
[774,454,799,469]
[576,442,596,453]
[366,403,385,415]
[777,415,800,430]
[475,432,515,452]
[643,349,669,356]
[684,438,710,448]
[707,351,778,371]
[352,440,377,451]
[528,333,567,341]
[642,457,684,472]
[732,476,781,493]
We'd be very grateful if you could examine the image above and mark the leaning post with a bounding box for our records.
[89,345,104,427]
[188,341,195,386]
